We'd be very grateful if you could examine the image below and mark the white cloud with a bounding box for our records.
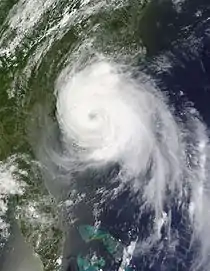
[0,155,26,240]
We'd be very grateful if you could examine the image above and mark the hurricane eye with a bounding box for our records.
[88,112,98,120]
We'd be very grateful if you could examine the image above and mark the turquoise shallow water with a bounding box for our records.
[1,0,210,270]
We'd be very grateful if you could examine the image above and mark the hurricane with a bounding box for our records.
[56,58,185,198]
[37,52,210,271]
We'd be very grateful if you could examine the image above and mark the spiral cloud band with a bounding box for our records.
[42,59,210,270]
